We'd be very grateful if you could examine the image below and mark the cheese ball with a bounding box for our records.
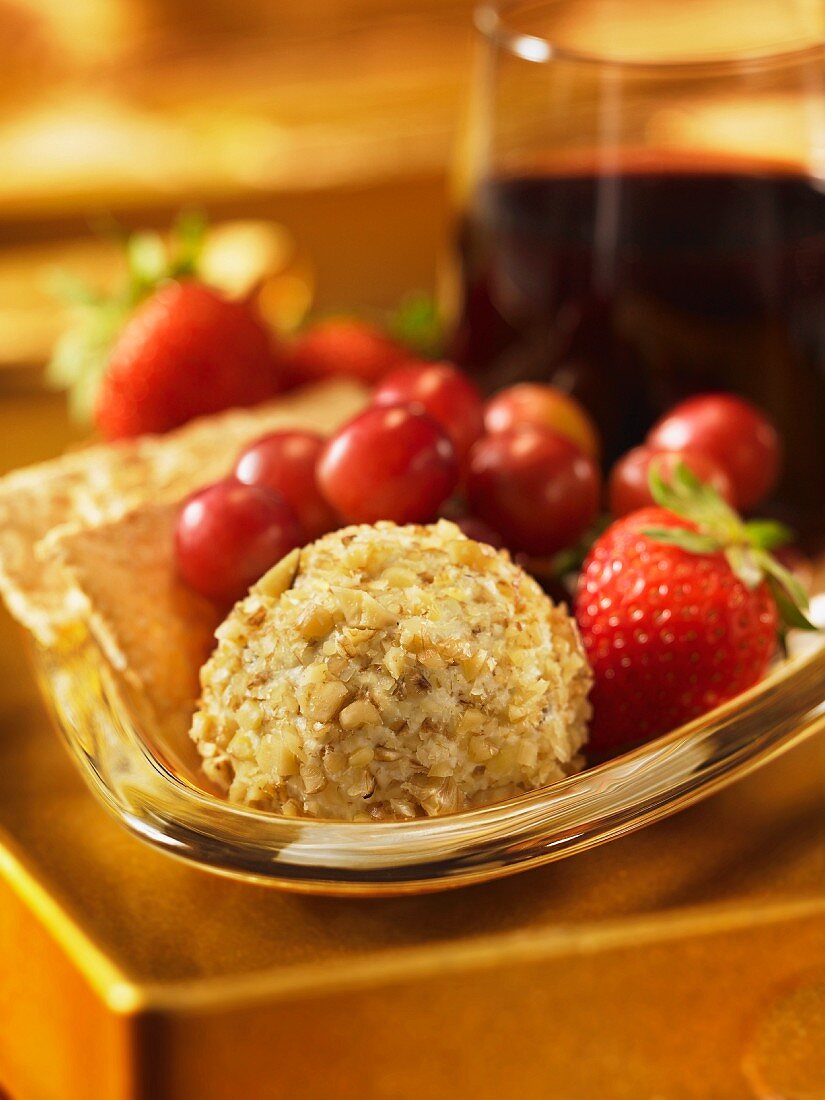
[191,520,592,820]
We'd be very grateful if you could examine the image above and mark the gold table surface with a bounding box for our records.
[0,384,823,1100]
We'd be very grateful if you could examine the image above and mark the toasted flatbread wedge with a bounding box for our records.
[0,380,366,644]
[49,503,219,740]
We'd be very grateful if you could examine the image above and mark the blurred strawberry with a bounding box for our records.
[285,317,411,387]
[47,214,285,439]
[95,282,281,439]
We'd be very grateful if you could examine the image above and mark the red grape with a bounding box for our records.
[234,430,337,540]
[317,406,459,524]
[609,445,736,517]
[484,383,601,458]
[175,480,302,605]
[467,427,600,555]
[372,362,484,462]
[647,394,780,510]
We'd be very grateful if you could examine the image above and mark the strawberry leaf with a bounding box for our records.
[648,460,675,510]
[170,209,207,276]
[44,268,106,308]
[765,575,817,631]
[756,550,812,613]
[743,519,793,551]
[649,458,740,537]
[126,231,168,296]
[388,292,444,358]
[641,525,721,554]
[724,544,764,590]
[45,298,131,419]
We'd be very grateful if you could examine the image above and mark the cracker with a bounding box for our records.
[0,380,366,644]
[49,503,218,740]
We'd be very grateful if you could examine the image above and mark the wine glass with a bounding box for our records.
[447,0,825,541]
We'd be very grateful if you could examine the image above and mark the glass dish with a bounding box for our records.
[30,622,825,897]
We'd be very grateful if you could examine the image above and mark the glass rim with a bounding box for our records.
[474,1,825,72]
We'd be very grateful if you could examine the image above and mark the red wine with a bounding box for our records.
[451,160,825,540]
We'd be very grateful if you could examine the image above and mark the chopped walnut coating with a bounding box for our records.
[191,520,592,820]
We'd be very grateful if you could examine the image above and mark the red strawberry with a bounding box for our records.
[96,281,283,439]
[285,318,411,387]
[574,463,814,753]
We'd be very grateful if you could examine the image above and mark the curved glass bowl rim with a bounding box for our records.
[33,623,825,894]
[137,645,824,833]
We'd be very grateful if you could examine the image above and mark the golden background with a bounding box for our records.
[0,2,823,1097]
